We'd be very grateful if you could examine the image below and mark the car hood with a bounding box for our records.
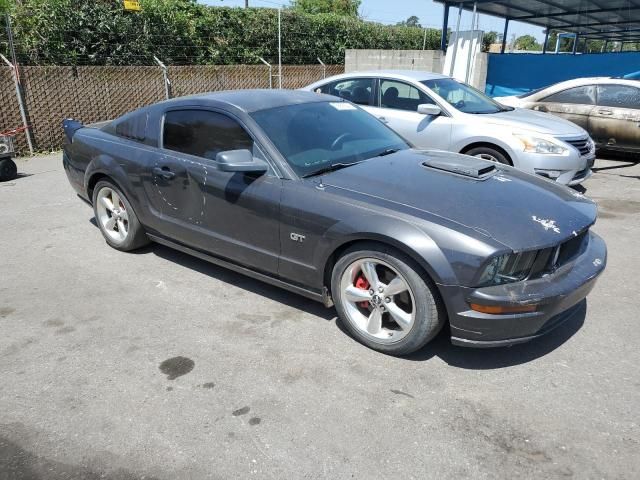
[470,107,585,136]
[319,150,596,251]
[494,95,523,107]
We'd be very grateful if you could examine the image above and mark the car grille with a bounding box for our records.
[565,138,591,156]
[528,229,590,278]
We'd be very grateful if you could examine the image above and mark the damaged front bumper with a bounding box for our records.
[439,231,607,347]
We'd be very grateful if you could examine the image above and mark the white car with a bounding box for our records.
[304,70,596,185]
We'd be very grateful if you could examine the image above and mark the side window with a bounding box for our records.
[540,86,595,105]
[114,112,148,142]
[315,78,374,106]
[597,84,640,109]
[163,110,253,160]
[379,79,434,111]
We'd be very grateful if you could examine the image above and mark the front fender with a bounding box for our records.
[451,133,519,162]
[316,213,458,286]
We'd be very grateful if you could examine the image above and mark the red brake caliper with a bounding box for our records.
[354,275,370,308]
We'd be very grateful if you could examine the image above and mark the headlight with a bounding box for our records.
[588,137,596,153]
[477,251,538,287]
[513,133,568,155]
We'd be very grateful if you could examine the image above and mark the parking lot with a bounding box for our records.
[1,153,639,479]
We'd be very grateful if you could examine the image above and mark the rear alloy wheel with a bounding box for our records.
[465,146,512,166]
[331,244,445,355]
[92,180,149,251]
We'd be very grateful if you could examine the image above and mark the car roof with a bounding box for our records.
[154,89,338,113]
[539,76,639,92]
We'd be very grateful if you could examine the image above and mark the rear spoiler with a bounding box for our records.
[62,118,84,143]
[62,118,112,143]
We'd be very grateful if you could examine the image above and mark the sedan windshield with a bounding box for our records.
[421,78,511,114]
[251,101,409,177]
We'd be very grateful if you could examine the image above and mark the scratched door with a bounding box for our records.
[154,108,282,273]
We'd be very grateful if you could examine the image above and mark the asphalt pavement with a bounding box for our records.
[0,153,638,479]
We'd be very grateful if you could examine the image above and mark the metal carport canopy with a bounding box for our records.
[435,1,640,44]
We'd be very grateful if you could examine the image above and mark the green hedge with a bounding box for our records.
[2,0,441,66]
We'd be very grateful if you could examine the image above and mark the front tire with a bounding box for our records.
[465,146,512,165]
[92,180,149,251]
[331,243,445,355]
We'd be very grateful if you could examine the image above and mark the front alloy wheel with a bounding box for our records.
[332,244,445,355]
[340,258,415,343]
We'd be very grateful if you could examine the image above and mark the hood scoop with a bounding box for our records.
[421,156,497,180]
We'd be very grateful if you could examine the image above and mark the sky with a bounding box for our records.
[200,0,546,42]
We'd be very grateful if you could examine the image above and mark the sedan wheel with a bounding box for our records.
[332,243,445,355]
[92,180,150,252]
[465,146,512,166]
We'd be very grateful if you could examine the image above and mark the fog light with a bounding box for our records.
[470,303,537,314]
[535,169,562,179]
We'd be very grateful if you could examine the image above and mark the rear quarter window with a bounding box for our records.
[113,111,148,142]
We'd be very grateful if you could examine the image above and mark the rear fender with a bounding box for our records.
[84,154,139,207]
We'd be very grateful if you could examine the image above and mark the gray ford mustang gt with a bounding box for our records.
[62,90,606,355]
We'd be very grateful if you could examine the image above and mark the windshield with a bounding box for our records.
[251,101,409,177]
[517,86,548,98]
[421,78,510,114]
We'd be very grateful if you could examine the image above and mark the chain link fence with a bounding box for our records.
[0,63,344,155]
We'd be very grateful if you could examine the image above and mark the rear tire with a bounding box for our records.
[465,146,512,166]
[92,180,149,251]
[331,243,445,356]
[0,158,17,182]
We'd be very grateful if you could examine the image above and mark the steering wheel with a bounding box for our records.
[453,99,466,109]
[330,133,353,151]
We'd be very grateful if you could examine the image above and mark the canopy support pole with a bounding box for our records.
[440,3,450,51]
[501,18,510,53]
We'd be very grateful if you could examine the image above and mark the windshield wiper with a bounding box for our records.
[374,148,400,157]
[302,161,362,178]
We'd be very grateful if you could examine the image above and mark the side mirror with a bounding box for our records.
[417,104,442,116]
[215,149,268,174]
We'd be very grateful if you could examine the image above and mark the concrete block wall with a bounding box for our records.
[345,49,445,74]
[344,49,487,91]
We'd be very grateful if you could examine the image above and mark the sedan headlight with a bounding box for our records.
[513,133,568,155]
[477,251,538,287]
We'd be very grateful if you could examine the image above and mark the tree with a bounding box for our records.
[514,34,541,51]
[290,0,360,17]
[481,30,497,52]
[396,15,421,28]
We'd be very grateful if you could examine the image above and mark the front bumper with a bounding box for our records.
[439,231,607,347]
[514,150,595,186]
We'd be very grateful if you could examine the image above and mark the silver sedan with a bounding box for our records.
[304,70,596,185]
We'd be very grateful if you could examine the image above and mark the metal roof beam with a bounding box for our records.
[518,6,640,21]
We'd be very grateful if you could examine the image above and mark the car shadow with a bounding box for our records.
[150,243,336,321]
[404,300,587,369]
[88,216,586,368]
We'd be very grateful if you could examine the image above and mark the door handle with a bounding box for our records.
[598,109,613,115]
[153,166,175,180]
[378,116,389,124]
